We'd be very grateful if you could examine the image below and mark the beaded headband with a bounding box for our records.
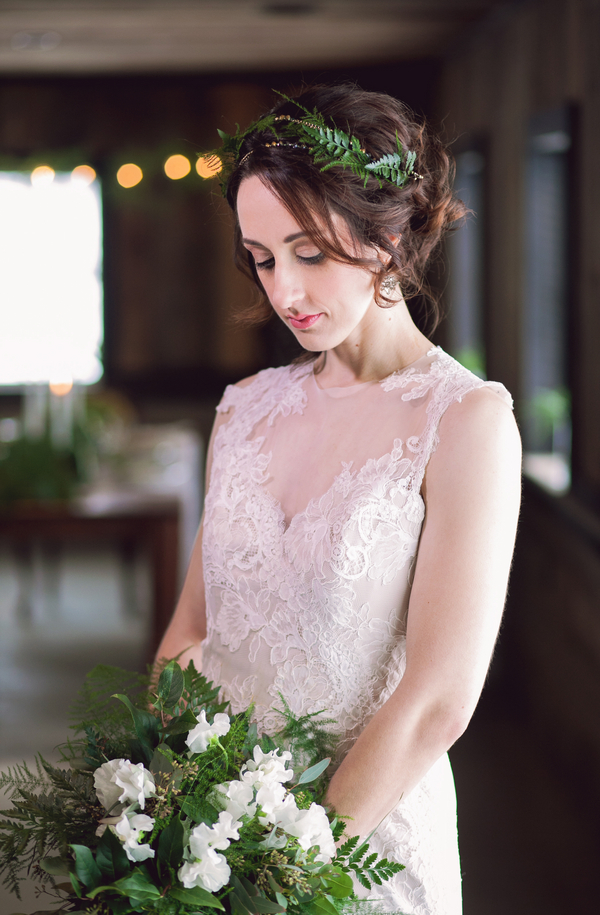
[203,92,423,196]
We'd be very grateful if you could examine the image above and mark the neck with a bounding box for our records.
[316,298,432,387]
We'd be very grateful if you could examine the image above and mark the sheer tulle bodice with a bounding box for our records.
[201,347,511,914]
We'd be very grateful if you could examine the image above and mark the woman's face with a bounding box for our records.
[236,175,379,352]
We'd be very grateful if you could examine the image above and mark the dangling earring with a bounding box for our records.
[380,274,398,295]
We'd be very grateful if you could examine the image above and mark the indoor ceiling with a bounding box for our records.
[0,0,512,75]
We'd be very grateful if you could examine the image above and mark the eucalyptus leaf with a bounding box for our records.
[295,757,330,785]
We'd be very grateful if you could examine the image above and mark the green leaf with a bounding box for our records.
[112,694,160,747]
[156,660,185,708]
[321,870,353,898]
[170,886,225,909]
[39,855,71,876]
[95,827,130,880]
[149,743,175,777]
[70,843,102,890]
[165,707,198,737]
[109,868,162,904]
[229,894,255,915]
[295,758,330,785]
[158,814,184,866]
[305,896,339,915]
[251,898,286,913]
[178,794,219,823]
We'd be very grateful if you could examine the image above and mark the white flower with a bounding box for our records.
[93,759,125,813]
[240,747,294,788]
[189,811,241,858]
[178,848,230,892]
[283,803,335,863]
[209,811,242,849]
[217,780,257,820]
[114,807,155,862]
[186,711,231,755]
[94,759,155,812]
[268,792,300,831]
[255,781,288,825]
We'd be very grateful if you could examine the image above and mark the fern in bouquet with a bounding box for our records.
[0,660,403,915]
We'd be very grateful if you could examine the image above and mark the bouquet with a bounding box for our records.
[0,660,403,914]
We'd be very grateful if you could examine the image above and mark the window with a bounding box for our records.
[447,146,486,378]
[0,168,103,387]
[522,109,572,495]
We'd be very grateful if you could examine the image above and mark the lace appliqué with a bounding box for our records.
[202,352,512,915]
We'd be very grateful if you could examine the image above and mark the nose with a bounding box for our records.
[269,262,305,315]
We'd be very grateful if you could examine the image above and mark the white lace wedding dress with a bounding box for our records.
[200,346,512,915]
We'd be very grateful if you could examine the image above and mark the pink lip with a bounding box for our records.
[288,313,322,329]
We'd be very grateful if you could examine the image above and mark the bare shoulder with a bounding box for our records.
[439,385,520,455]
[423,385,521,502]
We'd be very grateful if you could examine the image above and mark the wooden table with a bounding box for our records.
[0,499,179,658]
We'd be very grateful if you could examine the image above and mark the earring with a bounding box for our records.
[380,274,398,295]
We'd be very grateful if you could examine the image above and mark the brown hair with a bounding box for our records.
[225,83,466,333]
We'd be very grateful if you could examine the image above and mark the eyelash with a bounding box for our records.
[254,253,325,271]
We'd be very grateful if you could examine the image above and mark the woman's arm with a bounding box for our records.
[154,404,233,669]
[325,387,522,837]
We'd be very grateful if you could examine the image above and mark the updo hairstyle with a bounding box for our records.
[225,83,467,332]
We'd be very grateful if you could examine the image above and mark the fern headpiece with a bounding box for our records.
[203,92,423,196]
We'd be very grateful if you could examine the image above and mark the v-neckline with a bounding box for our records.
[247,351,437,534]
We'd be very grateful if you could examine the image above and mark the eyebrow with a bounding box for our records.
[242,231,308,248]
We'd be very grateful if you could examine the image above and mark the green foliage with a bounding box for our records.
[0,662,404,915]
[207,93,420,196]
[0,434,79,507]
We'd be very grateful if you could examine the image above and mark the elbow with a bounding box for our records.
[416,695,477,754]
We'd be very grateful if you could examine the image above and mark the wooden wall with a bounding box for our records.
[438,0,600,808]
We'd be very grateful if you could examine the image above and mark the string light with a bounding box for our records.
[71,164,96,185]
[116,163,143,188]
[196,155,223,179]
[31,165,55,187]
[164,154,191,180]
[49,379,74,397]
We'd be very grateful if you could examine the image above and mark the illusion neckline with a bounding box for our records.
[311,346,438,398]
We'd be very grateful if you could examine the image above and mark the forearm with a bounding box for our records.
[325,682,468,839]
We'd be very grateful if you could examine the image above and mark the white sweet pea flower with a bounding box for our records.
[93,759,125,813]
[114,760,156,810]
[114,807,155,862]
[94,758,155,812]
[189,811,241,858]
[255,781,288,826]
[217,780,257,820]
[268,792,300,831]
[186,711,230,755]
[178,848,230,892]
[283,803,336,863]
[240,747,294,788]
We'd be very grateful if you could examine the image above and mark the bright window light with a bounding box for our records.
[0,170,103,386]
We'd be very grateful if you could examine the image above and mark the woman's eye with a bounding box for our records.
[255,257,275,271]
[297,252,325,265]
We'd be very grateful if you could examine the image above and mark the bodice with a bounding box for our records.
[200,347,511,753]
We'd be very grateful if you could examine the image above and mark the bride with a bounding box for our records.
[156,84,522,914]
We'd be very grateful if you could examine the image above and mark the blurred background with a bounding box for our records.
[1,1,600,912]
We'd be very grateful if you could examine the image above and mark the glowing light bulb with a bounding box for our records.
[164,154,191,180]
[71,164,96,185]
[117,163,143,188]
[49,379,73,397]
[196,155,223,179]
[31,165,55,187]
